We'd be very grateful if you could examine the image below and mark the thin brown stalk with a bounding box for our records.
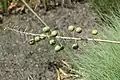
[21,0,48,27]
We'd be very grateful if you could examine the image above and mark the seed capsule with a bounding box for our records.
[68,25,75,31]
[40,34,46,39]
[49,39,56,45]
[92,30,98,35]
[28,39,35,45]
[34,36,40,42]
[51,30,58,37]
[42,26,50,32]
[75,27,82,33]
[55,45,63,52]
[72,43,79,49]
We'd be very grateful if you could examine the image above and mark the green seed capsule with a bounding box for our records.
[92,30,98,35]
[68,25,75,31]
[55,45,62,52]
[72,43,79,49]
[42,26,50,32]
[51,30,58,37]
[75,27,82,33]
[40,34,46,40]
[49,39,56,45]
[28,39,35,45]
[34,36,40,42]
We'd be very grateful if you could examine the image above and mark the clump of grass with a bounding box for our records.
[90,0,120,29]
[66,0,120,80]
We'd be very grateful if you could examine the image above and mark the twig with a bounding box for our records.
[21,0,48,27]
[88,38,120,44]
[61,60,70,68]
[55,67,61,80]
[59,68,67,76]
[5,27,120,44]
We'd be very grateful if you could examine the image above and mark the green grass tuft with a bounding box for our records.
[66,0,120,80]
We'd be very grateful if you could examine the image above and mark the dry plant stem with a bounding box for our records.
[88,38,120,44]
[55,67,61,80]
[56,36,120,44]
[21,0,48,27]
[59,68,67,76]
[61,60,70,68]
[5,27,120,44]
[73,31,76,43]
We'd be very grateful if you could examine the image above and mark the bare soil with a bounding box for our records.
[0,1,98,80]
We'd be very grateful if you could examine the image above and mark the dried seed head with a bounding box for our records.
[28,39,35,45]
[51,30,58,37]
[92,30,98,35]
[49,39,56,45]
[68,25,75,31]
[72,43,79,49]
[55,45,63,52]
[75,27,82,33]
[42,26,50,32]
[34,36,41,42]
[55,45,61,52]
[40,34,46,39]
